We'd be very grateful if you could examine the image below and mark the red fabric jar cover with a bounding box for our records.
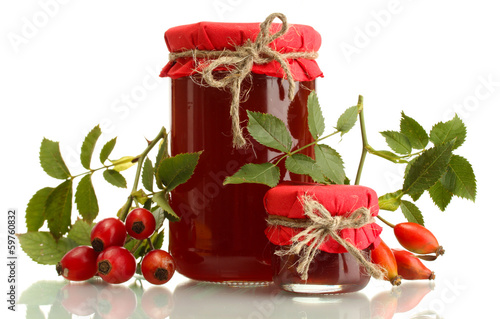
[264,183,383,254]
[160,21,323,81]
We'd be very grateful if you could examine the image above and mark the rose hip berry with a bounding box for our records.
[141,249,176,285]
[394,222,444,256]
[97,246,136,284]
[125,208,156,240]
[371,240,402,286]
[392,249,435,280]
[90,218,127,252]
[56,246,98,281]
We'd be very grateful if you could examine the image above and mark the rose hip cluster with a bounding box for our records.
[56,208,175,285]
[371,222,443,286]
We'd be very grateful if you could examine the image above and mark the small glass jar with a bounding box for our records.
[264,183,382,294]
[160,17,323,283]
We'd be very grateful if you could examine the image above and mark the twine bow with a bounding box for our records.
[267,195,385,281]
[168,12,319,148]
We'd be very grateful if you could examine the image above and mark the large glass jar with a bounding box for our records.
[160,17,323,283]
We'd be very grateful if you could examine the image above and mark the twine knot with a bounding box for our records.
[168,12,318,148]
[267,195,385,281]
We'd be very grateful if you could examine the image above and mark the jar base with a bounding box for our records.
[280,283,366,294]
[205,280,272,288]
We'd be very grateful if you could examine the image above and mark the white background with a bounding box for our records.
[1,0,499,318]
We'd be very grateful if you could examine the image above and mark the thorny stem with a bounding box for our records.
[119,127,167,221]
[354,95,367,185]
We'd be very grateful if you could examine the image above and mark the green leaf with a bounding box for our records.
[158,152,202,192]
[132,189,149,205]
[285,154,326,183]
[80,125,101,169]
[26,187,54,232]
[378,190,403,211]
[429,115,466,150]
[103,169,127,188]
[75,174,99,222]
[142,157,154,192]
[19,281,67,305]
[314,144,345,185]
[400,200,424,225]
[110,156,136,172]
[40,138,71,179]
[428,180,453,211]
[151,206,166,231]
[223,163,280,187]
[402,140,454,200]
[247,111,292,153]
[151,230,165,250]
[155,139,169,189]
[17,232,77,265]
[335,105,359,136]
[67,219,94,246]
[152,192,180,222]
[45,180,73,239]
[440,155,476,201]
[307,91,325,139]
[400,112,429,149]
[99,137,117,164]
[380,131,412,155]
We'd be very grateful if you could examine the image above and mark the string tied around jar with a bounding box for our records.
[267,195,386,281]
[168,12,319,149]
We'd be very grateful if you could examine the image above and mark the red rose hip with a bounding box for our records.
[97,246,136,284]
[90,218,127,252]
[371,240,402,286]
[141,249,176,285]
[394,222,444,256]
[125,208,156,240]
[56,246,98,281]
[392,249,435,280]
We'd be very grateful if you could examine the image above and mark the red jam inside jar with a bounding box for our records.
[161,18,323,283]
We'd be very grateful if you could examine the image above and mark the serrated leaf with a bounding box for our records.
[40,138,71,179]
[440,155,476,201]
[110,156,136,172]
[336,105,358,136]
[17,232,77,265]
[151,229,165,250]
[80,125,101,169]
[155,139,169,189]
[429,115,466,150]
[99,137,117,165]
[400,112,429,149]
[307,91,325,139]
[158,152,202,192]
[314,144,345,185]
[19,281,67,305]
[285,154,326,183]
[75,174,99,222]
[152,192,180,222]
[428,180,453,211]
[103,169,127,188]
[402,140,454,199]
[142,157,154,192]
[67,219,94,246]
[378,190,403,211]
[46,180,73,239]
[380,131,412,155]
[247,111,292,153]
[26,187,54,232]
[400,200,424,225]
[223,163,280,187]
[151,206,166,231]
